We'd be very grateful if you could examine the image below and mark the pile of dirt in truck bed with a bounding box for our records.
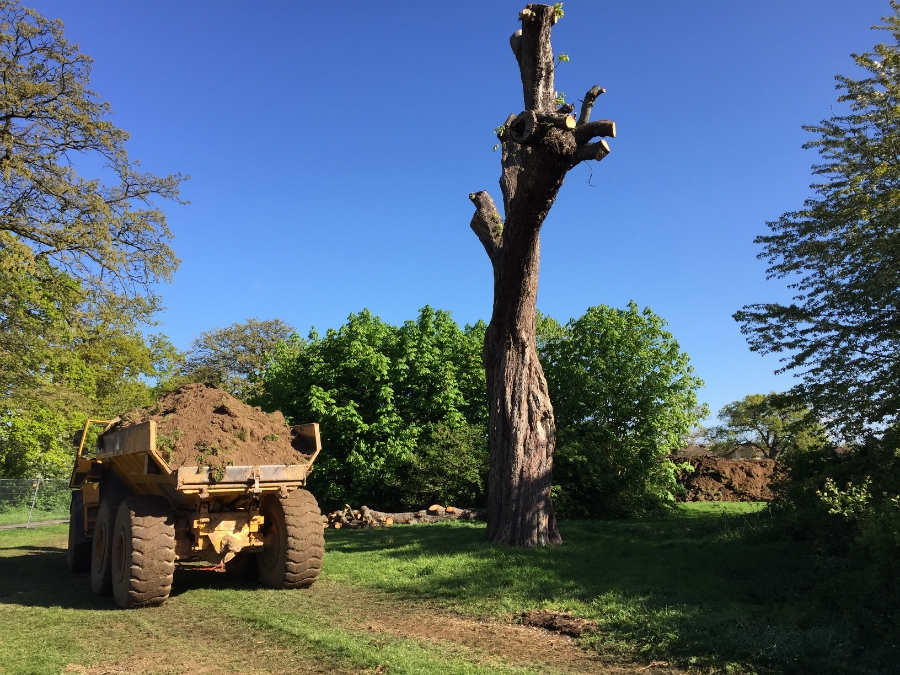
[109,383,307,471]
[677,456,775,502]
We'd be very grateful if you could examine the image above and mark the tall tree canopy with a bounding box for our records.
[0,0,185,326]
[0,0,185,477]
[734,2,900,438]
[469,3,617,546]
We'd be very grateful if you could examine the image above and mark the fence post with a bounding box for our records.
[26,476,41,528]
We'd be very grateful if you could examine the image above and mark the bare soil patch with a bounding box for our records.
[109,383,307,472]
[519,609,598,637]
[678,457,775,502]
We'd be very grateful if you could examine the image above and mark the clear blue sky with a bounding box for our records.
[30,0,889,421]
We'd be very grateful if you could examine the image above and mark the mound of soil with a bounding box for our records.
[677,457,775,502]
[109,383,308,471]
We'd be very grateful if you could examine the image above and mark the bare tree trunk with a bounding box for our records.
[468,4,616,546]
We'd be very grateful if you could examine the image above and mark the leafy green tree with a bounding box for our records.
[708,393,828,460]
[179,318,294,400]
[0,0,185,477]
[734,2,900,438]
[0,0,185,328]
[254,307,487,509]
[540,302,707,517]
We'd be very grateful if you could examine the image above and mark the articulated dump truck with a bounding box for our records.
[66,418,325,608]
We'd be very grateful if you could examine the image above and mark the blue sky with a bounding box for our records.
[31,0,889,420]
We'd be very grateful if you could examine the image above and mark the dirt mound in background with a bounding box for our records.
[110,383,307,471]
[677,457,775,502]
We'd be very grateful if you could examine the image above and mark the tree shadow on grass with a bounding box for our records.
[323,512,890,675]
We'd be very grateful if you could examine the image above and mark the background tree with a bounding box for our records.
[254,307,488,510]
[180,318,294,400]
[708,393,828,460]
[468,3,617,546]
[734,1,900,438]
[541,302,707,517]
[0,0,185,325]
[0,0,185,476]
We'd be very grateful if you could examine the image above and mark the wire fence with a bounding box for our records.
[0,478,71,526]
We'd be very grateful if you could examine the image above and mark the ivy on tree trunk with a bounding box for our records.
[468,3,616,546]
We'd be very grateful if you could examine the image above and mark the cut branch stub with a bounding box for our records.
[509,110,537,143]
[577,85,606,126]
[510,29,523,62]
[509,110,574,144]
[536,112,576,130]
[574,139,610,164]
[573,120,616,144]
[469,190,503,264]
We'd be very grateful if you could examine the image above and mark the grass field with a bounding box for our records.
[0,507,69,526]
[0,503,891,675]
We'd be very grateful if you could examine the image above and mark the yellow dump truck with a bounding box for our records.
[66,418,324,609]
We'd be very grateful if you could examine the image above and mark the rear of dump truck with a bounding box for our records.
[67,419,325,608]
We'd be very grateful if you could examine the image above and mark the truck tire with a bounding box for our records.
[111,496,176,609]
[66,492,91,573]
[257,489,324,590]
[90,499,122,595]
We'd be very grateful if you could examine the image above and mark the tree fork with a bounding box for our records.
[468,3,615,546]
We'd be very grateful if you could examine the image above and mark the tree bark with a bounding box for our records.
[468,4,615,547]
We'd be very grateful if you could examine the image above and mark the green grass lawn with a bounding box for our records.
[0,503,892,675]
[322,503,888,674]
[0,507,69,526]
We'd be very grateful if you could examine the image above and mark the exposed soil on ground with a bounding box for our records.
[677,457,775,502]
[519,609,598,637]
[108,383,308,471]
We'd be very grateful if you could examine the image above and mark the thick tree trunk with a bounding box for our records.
[468,3,615,546]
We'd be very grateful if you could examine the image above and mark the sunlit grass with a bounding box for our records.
[0,504,891,674]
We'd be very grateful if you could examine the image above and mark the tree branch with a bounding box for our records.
[518,4,556,112]
[499,114,521,216]
[573,139,610,165]
[577,85,605,126]
[469,191,504,265]
[573,120,616,145]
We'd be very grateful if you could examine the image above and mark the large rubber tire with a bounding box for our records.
[257,489,324,589]
[111,496,175,609]
[66,493,91,573]
[90,499,122,595]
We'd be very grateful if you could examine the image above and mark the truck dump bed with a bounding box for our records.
[95,420,321,504]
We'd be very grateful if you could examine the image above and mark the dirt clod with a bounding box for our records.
[677,457,775,502]
[109,383,308,472]
[519,609,598,637]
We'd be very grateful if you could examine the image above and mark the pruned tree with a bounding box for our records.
[468,3,616,546]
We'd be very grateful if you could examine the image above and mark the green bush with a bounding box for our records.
[541,303,706,518]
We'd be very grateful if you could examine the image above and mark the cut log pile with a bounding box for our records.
[323,503,485,529]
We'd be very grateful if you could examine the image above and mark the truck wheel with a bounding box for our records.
[257,489,324,589]
[111,496,175,609]
[66,493,91,573]
[90,499,121,595]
